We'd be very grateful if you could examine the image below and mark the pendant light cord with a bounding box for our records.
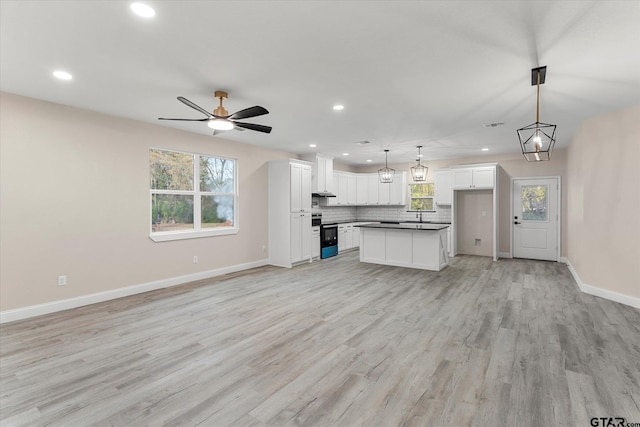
[536,70,540,123]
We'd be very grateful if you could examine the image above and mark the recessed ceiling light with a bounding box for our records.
[481,148,489,151]
[366,159,372,163]
[342,152,349,156]
[309,144,317,148]
[52,70,73,81]
[333,105,344,111]
[130,2,155,18]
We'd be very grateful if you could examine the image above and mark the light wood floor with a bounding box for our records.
[1,253,639,426]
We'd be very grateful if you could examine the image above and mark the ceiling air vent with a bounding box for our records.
[354,140,371,145]
[484,122,504,128]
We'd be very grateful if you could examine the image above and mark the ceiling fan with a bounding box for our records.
[158,91,272,134]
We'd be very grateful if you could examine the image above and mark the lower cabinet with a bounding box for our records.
[290,213,312,263]
[312,226,320,259]
[338,223,357,252]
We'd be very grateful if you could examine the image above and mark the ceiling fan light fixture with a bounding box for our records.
[378,149,395,183]
[410,146,428,182]
[208,119,234,131]
[517,66,557,162]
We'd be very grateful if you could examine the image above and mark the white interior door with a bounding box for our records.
[513,178,559,261]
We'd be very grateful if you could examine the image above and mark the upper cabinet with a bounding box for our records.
[327,171,406,206]
[303,155,333,194]
[434,169,453,205]
[452,165,495,189]
[290,162,312,212]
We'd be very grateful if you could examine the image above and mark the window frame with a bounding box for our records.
[149,147,239,242]
[407,182,436,212]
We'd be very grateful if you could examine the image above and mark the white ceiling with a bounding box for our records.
[1,1,639,165]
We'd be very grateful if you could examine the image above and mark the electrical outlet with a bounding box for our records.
[262,245,266,253]
[58,275,67,286]
[193,256,198,264]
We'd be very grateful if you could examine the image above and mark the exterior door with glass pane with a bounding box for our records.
[513,178,558,261]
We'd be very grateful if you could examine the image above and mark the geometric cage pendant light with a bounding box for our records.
[517,66,557,162]
[410,145,428,182]
[378,149,395,183]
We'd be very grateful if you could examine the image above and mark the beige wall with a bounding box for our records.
[456,190,493,256]
[567,104,640,299]
[0,92,294,311]
[355,150,568,256]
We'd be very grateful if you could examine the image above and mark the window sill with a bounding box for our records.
[149,227,239,242]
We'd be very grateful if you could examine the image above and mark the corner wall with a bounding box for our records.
[0,92,293,314]
[566,104,640,303]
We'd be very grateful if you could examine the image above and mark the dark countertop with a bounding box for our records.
[356,223,449,231]
[322,220,451,225]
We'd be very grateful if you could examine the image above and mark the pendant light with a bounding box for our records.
[378,149,395,183]
[517,66,557,162]
[410,146,428,182]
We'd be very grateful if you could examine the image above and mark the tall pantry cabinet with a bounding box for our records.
[268,159,313,267]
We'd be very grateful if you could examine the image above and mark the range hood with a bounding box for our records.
[312,191,336,198]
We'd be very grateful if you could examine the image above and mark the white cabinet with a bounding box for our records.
[452,166,495,189]
[312,226,320,259]
[338,224,348,252]
[338,223,357,252]
[304,156,333,194]
[389,173,406,205]
[352,224,360,249]
[290,213,311,263]
[379,181,391,204]
[290,162,311,212]
[356,175,368,204]
[367,174,380,205]
[268,159,313,268]
[324,171,406,206]
[434,169,453,205]
[338,173,348,204]
[328,172,357,206]
[374,172,406,205]
[347,174,357,204]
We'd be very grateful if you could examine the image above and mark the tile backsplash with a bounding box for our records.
[314,199,451,223]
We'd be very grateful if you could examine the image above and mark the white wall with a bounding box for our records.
[0,92,294,312]
[567,104,640,301]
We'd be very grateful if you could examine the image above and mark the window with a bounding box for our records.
[150,148,238,241]
[409,183,435,211]
[521,184,548,221]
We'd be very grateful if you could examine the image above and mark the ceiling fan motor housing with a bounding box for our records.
[213,91,229,117]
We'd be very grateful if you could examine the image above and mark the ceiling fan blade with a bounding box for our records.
[158,117,209,121]
[234,122,272,134]
[228,106,269,121]
[177,96,213,117]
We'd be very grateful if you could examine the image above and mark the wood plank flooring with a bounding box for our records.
[1,253,639,426]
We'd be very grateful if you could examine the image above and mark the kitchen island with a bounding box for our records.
[356,223,449,271]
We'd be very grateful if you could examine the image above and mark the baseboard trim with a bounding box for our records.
[565,259,640,309]
[0,259,269,324]
[498,252,512,259]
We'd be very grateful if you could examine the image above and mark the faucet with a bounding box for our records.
[416,211,424,223]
